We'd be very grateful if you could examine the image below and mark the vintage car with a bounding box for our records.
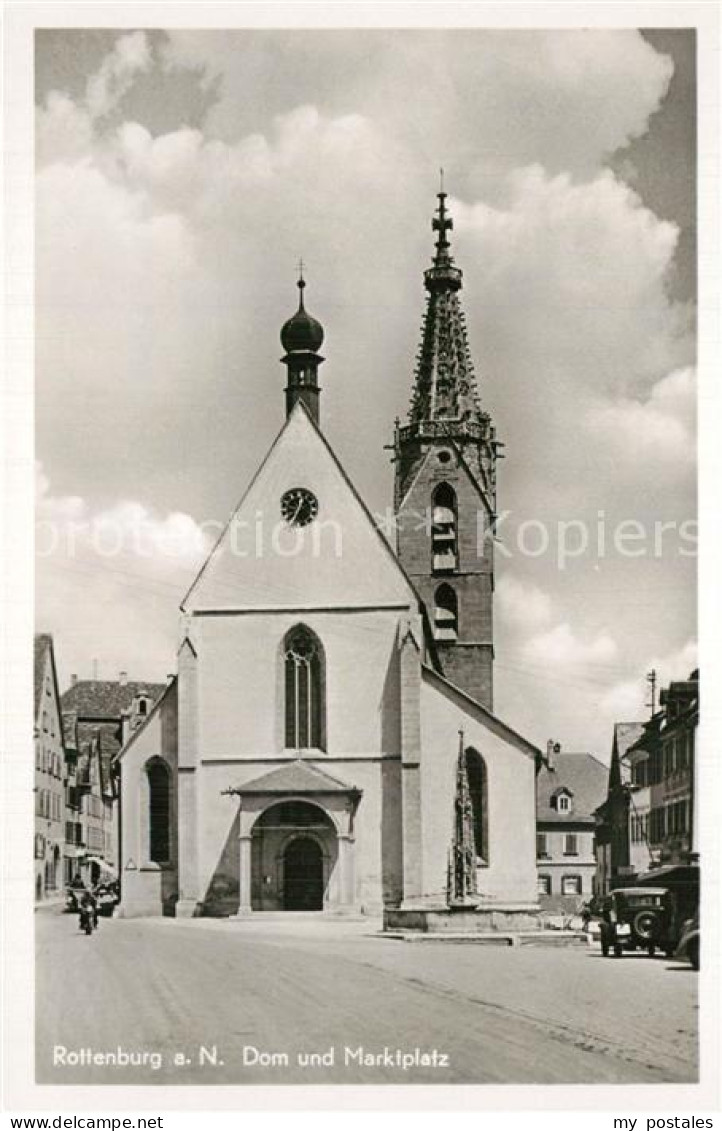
[674,913,700,970]
[599,888,675,957]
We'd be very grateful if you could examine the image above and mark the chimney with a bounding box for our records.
[119,670,128,686]
[70,673,78,687]
[546,740,560,771]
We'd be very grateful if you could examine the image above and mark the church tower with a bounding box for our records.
[394,189,502,710]
[280,270,325,425]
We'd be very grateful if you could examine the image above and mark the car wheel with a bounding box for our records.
[688,939,699,971]
[633,910,660,942]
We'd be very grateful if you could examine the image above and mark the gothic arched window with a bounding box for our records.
[433,583,458,641]
[284,625,325,750]
[147,760,171,863]
[431,482,458,573]
[465,748,488,864]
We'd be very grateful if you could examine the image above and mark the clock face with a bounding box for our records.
[280,487,319,528]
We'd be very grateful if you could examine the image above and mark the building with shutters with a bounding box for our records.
[34,635,66,901]
[535,745,608,912]
[594,670,699,895]
[61,675,167,886]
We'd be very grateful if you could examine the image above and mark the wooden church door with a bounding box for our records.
[283,837,324,910]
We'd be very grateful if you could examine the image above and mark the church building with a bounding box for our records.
[116,192,541,920]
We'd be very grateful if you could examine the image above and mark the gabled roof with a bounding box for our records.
[34,633,65,744]
[34,634,52,717]
[607,720,647,790]
[537,752,608,823]
[421,664,540,759]
[61,679,167,720]
[75,721,123,789]
[227,759,360,796]
[182,399,421,614]
[615,722,647,760]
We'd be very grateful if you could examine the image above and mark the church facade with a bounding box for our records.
[116,193,541,920]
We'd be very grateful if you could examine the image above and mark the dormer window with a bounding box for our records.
[552,788,573,814]
[132,695,149,717]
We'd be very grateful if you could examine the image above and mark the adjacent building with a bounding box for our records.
[34,634,66,901]
[536,744,608,910]
[60,674,167,886]
[594,669,699,895]
[637,671,699,869]
[593,722,646,896]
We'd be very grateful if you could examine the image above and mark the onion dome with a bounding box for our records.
[280,277,324,354]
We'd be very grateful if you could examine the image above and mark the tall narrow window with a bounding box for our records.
[433,584,458,641]
[147,761,170,863]
[431,483,458,573]
[465,748,488,863]
[284,625,325,750]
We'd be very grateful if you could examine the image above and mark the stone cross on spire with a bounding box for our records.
[432,188,454,261]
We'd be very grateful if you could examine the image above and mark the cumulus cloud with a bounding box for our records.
[35,465,211,686]
[162,29,673,181]
[496,575,552,630]
[586,367,696,470]
[36,91,94,166]
[455,167,692,395]
[105,104,383,226]
[33,29,696,753]
[523,622,618,667]
[86,30,152,119]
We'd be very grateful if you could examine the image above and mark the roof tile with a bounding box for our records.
[61,679,167,719]
[537,752,608,823]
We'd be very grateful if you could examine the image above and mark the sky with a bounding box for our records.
[35,27,697,758]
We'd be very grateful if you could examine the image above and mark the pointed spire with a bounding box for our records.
[407,187,484,425]
[447,729,478,906]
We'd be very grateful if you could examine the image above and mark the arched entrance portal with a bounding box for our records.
[283,837,323,910]
[251,800,337,912]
